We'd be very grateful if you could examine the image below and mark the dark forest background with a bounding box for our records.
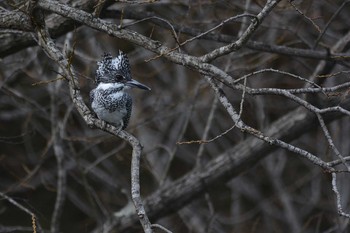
[1,0,350,232]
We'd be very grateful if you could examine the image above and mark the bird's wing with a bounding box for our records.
[122,95,132,129]
[89,89,96,104]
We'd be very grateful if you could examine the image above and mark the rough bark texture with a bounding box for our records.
[1,1,350,233]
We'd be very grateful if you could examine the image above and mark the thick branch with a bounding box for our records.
[95,97,350,232]
[30,1,153,231]
[0,10,33,31]
[2,0,349,62]
[0,0,109,57]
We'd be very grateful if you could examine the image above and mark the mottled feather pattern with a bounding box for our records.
[90,52,134,129]
[89,89,95,105]
[91,85,132,129]
[95,52,131,84]
[122,96,132,129]
[90,51,149,130]
[98,87,128,113]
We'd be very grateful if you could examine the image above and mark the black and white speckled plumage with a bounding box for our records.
[90,51,150,130]
[95,52,132,84]
[90,83,132,129]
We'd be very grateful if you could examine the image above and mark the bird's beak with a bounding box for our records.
[126,79,151,91]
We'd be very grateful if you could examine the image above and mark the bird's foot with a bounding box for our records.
[115,121,124,134]
[100,120,108,130]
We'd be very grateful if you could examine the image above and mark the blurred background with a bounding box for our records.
[1,0,350,232]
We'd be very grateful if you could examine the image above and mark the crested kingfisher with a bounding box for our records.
[90,51,151,130]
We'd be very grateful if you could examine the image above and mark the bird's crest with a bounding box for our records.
[95,51,131,84]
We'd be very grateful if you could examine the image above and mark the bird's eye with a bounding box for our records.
[115,75,124,82]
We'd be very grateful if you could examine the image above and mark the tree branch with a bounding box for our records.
[200,0,282,62]
[95,97,350,232]
[29,1,154,232]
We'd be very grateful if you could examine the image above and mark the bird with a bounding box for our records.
[90,51,151,130]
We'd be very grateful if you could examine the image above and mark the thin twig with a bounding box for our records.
[316,113,350,171]
[93,0,107,17]
[195,94,219,166]
[180,13,256,48]
[331,173,350,218]
[200,0,281,62]
[49,32,71,233]
[328,157,350,167]
[289,1,321,33]
[121,16,180,47]
[31,2,153,232]
[0,191,42,231]
[205,76,335,171]
[313,0,350,49]
[162,83,201,184]
[234,68,323,90]
[151,224,173,233]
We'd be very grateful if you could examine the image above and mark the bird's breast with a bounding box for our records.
[91,86,131,126]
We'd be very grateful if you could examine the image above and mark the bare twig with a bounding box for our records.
[121,16,180,47]
[328,157,350,167]
[204,76,334,171]
[0,191,42,231]
[179,14,256,48]
[49,32,72,233]
[316,113,350,171]
[331,173,350,218]
[238,0,252,37]
[200,0,282,62]
[93,0,107,17]
[161,83,200,184]
[50,126,67,233]
[151,224,173,233]
[97,101,350,232]
[30,2,153,232]
[195,94,219,166]
[234,68,323,89]
[178,76,247,147]
[289,1,321,33]
[4,1,348,232]
[313,0,350,49]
